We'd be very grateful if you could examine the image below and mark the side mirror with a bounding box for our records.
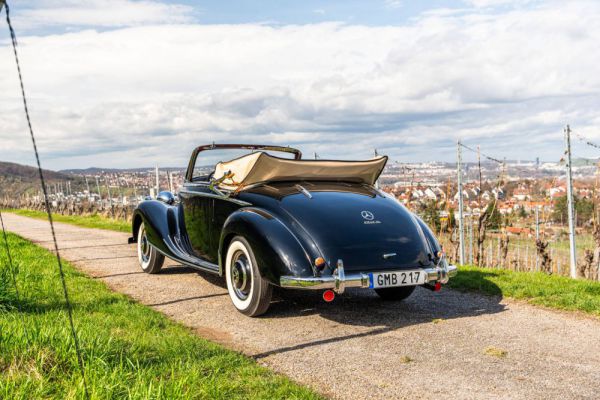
[157,191,175,205]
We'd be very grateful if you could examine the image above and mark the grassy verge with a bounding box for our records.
[449,265,600,316]
[3,208,130,233]
[0,232,322,399]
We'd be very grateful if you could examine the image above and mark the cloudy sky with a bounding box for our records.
[1,0,600,169]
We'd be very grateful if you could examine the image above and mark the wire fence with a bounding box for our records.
[437,234,593,277]
[1,197,137,222]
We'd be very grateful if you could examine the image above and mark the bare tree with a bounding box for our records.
[449,227,460,264]
[536,239,552,274]
[580,250,593,279]
[476,201,495,266]
[499,233,510,268]
[591,223,600,280]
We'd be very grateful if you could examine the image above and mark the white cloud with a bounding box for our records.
[1,1,600,168]
[384,0,403,9]
[11,0,195,29]
[462,0,538,8]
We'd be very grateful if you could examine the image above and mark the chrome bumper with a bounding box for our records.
[279,260,458,294]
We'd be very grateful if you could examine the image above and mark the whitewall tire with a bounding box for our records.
[225,236,272,317]
[137,222,164,274]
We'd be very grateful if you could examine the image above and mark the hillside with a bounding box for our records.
[60,166,186,174]
[0,161,82,197]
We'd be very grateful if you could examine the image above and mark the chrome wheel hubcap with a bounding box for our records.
[140,229,151,263]
[231,251,251,300]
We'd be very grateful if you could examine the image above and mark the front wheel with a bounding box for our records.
[137,222,164,274]
[375,285,416,301]
[225,236,272,317]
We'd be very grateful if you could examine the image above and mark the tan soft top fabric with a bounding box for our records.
[214,152,387,190]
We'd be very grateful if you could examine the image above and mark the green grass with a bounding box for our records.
[449,265,600,316]
[0,233,322,399]
[3,209,130,233]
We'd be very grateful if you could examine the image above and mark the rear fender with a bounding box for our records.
[219,208,315,285]
[414,215,441,261]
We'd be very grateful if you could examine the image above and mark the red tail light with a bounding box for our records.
[323,290,335,302]
[434,282,442,292]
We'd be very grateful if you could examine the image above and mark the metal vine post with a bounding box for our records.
[564,125,578,278]
[456,140,466,264]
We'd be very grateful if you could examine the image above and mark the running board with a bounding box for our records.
[154,247,220,275]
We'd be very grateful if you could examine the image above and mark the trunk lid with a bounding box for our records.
[253,182,434,272]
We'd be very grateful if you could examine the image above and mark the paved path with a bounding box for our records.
[3,213,600,400]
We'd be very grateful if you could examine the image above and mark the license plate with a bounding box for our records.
[369,270,426,289]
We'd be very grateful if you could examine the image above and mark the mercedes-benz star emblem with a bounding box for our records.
[361,210,374,221]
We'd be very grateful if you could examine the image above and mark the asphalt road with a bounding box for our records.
[3,213,600,400]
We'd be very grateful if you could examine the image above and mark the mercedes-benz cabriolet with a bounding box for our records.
[129,144,457,316]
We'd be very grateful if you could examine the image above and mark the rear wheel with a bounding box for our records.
[225,236,272,317]
[137,222,164,274]
[375,285,416,301]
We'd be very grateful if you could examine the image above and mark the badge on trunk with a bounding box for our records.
[361,210,381,224]
[361,210,374,220]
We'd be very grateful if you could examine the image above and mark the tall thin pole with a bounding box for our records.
[85,176,90,195]
[106,177,114,217]
[535,206,540,240]
[477,145,482,206]
[535,205,540,271]
[95,176,101,202]
[155,166,159,197]
[469,214,474,265]
[457,140,466,264]
[565,125,577,278]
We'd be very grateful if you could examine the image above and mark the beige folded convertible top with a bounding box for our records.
[213,152,387,190]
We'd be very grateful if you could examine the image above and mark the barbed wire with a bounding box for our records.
[459,142,504,164]
[573,131,600,151]
[3,2,89,398]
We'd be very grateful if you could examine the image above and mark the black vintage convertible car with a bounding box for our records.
[129,144,457,316]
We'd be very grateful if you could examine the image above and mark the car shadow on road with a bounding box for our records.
[251,284,505,359]
[270,284,504,325]
[158,262,505,359]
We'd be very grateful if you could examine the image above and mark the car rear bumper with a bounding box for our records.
[279,261,457,294]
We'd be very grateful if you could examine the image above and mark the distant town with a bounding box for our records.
[9,158,598,231]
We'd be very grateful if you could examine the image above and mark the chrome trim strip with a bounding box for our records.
[153,245,220,274]
[178,188,252,206]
